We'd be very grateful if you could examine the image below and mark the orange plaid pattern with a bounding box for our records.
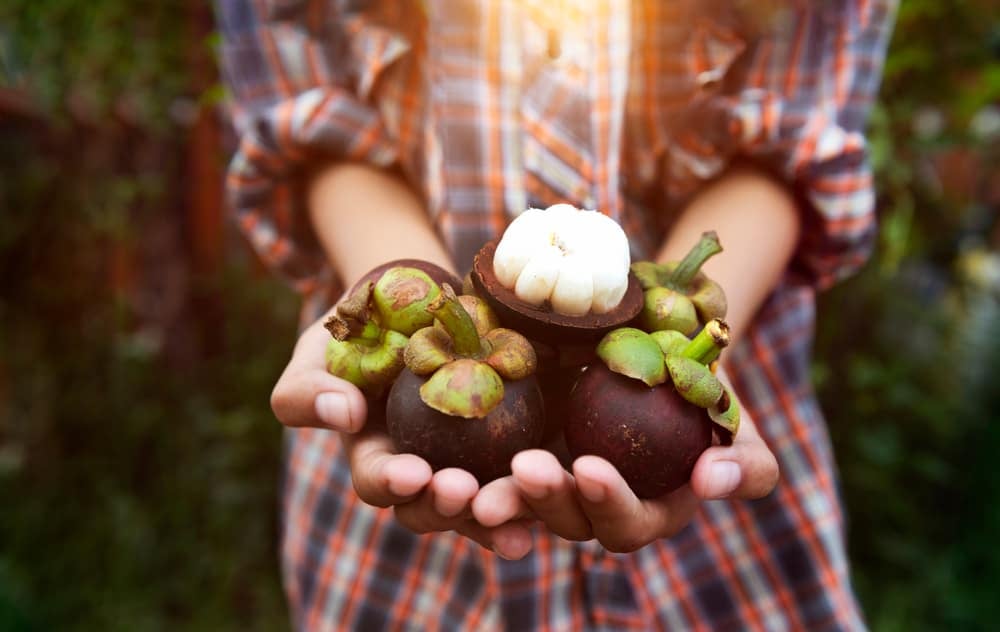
[218,1,895,629]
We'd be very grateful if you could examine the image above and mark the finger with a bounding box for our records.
[472,476,533,527]
[271,319,368,432]
[344,431,433,507]
[431,469,481,518]
[573,455,698,553]
[690,417,779,500]
[510,450,592,541]
[391,509,535,561]
[455,520,536,561]
[393,469,479,533]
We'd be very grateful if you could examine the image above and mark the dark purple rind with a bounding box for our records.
[386,368,546,484]
[350,259,462,297]
[470,240,643,344]
[536,366,583,444]
[564,363,712,499]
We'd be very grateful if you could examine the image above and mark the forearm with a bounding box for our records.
[308,163,456,286]
[656,163,801,342]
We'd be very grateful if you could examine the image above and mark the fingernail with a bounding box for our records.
[387,477,413,498]
[492,528,532,560]
[316,392,352,431]
[385,458,425,498]
[705,461,741,498]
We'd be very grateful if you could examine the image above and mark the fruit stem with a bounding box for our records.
[326,281,378,339]
[668,231,723,289]
[681,318,730,365]
[324,316,380,342]
[428,284,483,357]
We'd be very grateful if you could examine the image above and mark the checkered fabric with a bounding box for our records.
[217,1,895,629]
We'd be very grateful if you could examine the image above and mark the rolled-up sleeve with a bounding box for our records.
[674,1,896,289]
[216,0,410,293]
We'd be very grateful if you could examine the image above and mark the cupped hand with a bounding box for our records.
[269,309,535,559]
[473,398,779,553]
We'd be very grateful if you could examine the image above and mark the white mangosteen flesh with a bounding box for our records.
[492,204,630,316]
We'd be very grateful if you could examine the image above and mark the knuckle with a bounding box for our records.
[393,505,435,534]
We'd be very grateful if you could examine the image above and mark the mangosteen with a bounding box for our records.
[564,320,741,498]
[469,204,643,344]
[386,284,545,484]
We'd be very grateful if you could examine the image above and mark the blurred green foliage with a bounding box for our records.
[0,0,998,630]
[1,2,294,630]
[814,0,1000,629]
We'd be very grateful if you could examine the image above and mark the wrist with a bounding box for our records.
[307,161,456,286]
[655,163,800,341]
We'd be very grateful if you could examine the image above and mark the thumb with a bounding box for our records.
[270,317,369,432]
[271,368,368,432]
[690,418,779,500]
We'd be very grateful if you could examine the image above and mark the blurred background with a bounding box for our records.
[1,2,998,630]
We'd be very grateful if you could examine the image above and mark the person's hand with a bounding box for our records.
[269,310,537,559]
[472,377,779,553]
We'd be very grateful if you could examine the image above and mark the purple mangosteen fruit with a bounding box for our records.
[386,284,545,484]
[564,320,741,499]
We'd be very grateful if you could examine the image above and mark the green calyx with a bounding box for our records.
[632,232,727,334]
[324,280,409,395]
[596,318,740,433]
[419,359,505,419]
[665,355,723,408]
[325,330,409,396]
[372,266,442,336]
[708,388,741,435]
[650,329,690,357]
[597,328,668,387]
[640,287,699,335]
[408,284,537,418]
[322,266,450,394]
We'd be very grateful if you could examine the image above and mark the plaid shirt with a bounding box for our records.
[218,1,895,629]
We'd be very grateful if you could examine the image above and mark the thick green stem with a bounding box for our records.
[681,318,730,365]
[668,231,723,289]
[428,284,483,357]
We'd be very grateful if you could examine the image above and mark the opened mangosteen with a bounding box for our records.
[470,204,643,344]
[323,260,461,396]
[631,232,727,336]
[386,284,545,483]
[564,320,741,499]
